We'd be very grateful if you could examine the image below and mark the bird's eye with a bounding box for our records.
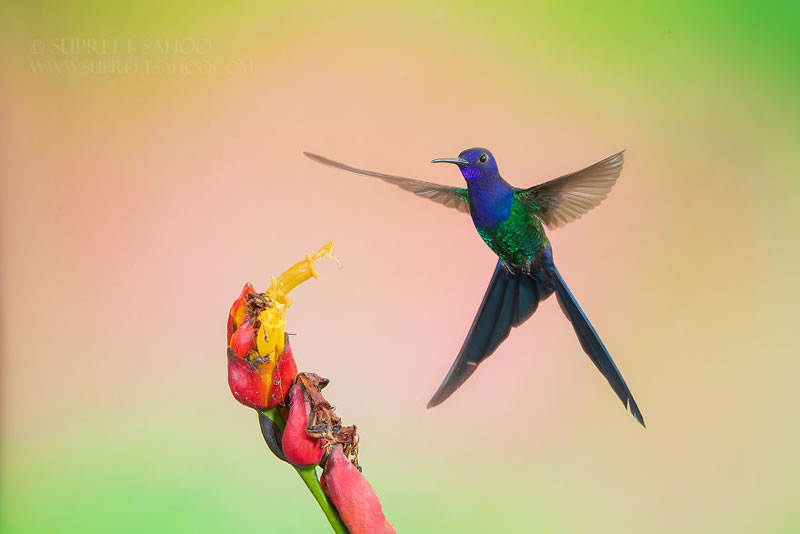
[478,154,488,164]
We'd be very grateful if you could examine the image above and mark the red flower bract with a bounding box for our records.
[282,384,325,467]
[229,320,255,358]
[268,344,297,407]
[322,445,395,534]
[227,333,297,410]
[227,283,253,344]
[227,348,267,410]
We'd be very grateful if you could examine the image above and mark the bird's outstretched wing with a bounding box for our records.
[518,151,624,229]
[304,152,470,213]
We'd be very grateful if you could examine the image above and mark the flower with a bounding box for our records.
[322,445,396,534]
[282,384,325,467]
[226,243,394,533]
[226,242,337,410]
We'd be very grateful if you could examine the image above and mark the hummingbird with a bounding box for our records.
[304,148,644,427]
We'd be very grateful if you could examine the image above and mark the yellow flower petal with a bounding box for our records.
[254,242,338,360]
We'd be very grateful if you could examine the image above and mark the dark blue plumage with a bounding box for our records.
[550,264,645,426]
[426,257,551,409]
[427,245,645,428]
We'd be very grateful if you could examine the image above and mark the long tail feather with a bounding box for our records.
[427,261,549,408]
[550,267,645,427]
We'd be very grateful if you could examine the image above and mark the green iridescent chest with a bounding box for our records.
[475,195,549,266]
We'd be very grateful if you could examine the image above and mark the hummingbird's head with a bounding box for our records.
[432,147,498,182]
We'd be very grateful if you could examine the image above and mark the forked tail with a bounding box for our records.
[427,258,645,427]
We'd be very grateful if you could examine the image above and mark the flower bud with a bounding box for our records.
[282,384,325,467]
[322,445,395,534]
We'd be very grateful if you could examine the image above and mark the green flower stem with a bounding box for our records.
[296,466,349,534]
[260,408,349,534]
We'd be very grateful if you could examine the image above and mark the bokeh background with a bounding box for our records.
[2,1,799,532]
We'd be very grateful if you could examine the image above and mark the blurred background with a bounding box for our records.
[1,1,799,532]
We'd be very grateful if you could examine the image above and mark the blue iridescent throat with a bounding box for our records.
[465,173,513,228]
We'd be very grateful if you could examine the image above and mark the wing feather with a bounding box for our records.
[520,151,625,229]
[304,152,470,213]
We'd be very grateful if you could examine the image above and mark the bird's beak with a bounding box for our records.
[431,157,470,167]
